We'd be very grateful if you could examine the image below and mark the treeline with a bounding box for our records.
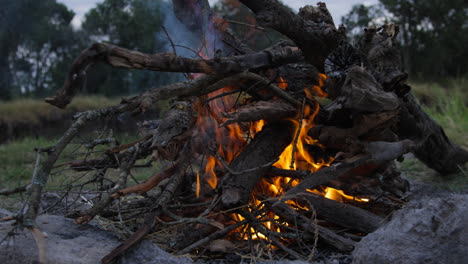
[342,0,467,79]
[0,0,281,101]
[0,0,180,101]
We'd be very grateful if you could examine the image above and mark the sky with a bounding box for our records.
[59,0,379,28]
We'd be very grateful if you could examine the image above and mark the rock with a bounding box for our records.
[352,194,468,264]
[0,214,193,264]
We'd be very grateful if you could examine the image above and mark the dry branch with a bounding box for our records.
[267,200,355,252]
[221,99,296,126]
[239,0,344,69]
[46,43,301,108]
[297,193,384,233]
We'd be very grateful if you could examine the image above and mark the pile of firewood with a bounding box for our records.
[4,0,467,263]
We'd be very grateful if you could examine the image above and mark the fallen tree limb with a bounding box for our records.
[46,42,301,108]
[239,0,344,69]
[221,99,296,126]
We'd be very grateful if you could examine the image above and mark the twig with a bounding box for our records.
[22,106,121,228]
[30,227,47,264]
[75,145,140,224]
[0,184,29,196]
[101,144,192,263]
[290,98,306,169]
[225,19,265,31]
[240,211,305,260]
[177,220,247,255]
[215,153,276,175]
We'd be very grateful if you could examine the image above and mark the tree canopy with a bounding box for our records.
[342,0,468,78]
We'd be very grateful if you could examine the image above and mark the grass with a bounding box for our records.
[0,96,120,125]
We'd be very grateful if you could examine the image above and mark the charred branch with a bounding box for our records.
[239,0,344,69]
[297,192,384,233]
[221,121,294,207]
[221,99,296,126]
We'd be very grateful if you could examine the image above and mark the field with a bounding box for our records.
[1,80,467,209]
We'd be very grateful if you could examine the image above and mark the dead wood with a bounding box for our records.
[309,110,398,149]
[75,149,139,224]
[221,99,296,126]
[30,227,47,264]
[326,66,399,113]
[239,1,344,69]
[112,164,179,199]
[102,143,193,263]
[151,101,194,160]
[359,24,468,174]
[22,107,122,228]
[296,192,384,233]
[46,43,301,109]
[283,156,371,198]
[267,200,355,252]
[0,184,29,196]
[221,121,294,207]
[177,220,247,255]
[398,93,468,174]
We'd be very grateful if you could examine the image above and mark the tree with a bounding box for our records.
[341,4,386,42]
[342,0,468,78]
[0,0,77,99]
[81,0,175,96]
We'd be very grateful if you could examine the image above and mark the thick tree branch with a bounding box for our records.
[239,0,345,69]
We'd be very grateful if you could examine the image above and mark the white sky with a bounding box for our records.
[59,0,378,28]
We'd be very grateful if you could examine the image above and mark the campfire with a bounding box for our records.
[8,0,467,263]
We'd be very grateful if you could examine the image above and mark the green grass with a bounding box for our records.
[0,96,120,125]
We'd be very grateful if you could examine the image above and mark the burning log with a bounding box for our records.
[220,99,296,126]
[295,192,384,233]
[13,0,468,263]
[221,121,294,207]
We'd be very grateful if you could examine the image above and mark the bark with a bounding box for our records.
[360,24,468,174]
[239,0,344,70]
[398,93,468,174]
[267,200,355,252]
[221,121,294,207]
[221,99,296,126]
[46,43,301,109]
[309,110,398,149]
[297,192,384,233]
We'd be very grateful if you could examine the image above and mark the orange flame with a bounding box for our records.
[205,156,218,189]
[277,77,288,90]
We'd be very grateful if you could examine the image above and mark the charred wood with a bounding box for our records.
[221,121,294,207]
[296,192,384,233]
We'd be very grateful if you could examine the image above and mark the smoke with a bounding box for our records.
[156,0,224,58]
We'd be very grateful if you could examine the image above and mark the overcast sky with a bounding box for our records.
[59,0,378,28]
